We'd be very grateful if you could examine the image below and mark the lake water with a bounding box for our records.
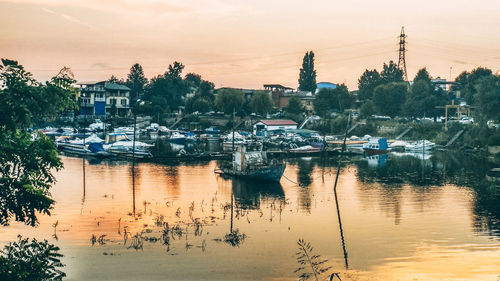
[1,151,500,281]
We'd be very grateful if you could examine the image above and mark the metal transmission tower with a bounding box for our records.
[398,26,408,81]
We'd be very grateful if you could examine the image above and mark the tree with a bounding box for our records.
[144,61,188,112]
[214,89,245,114]
[185,95,211,113]
[454,67,493,105]
[0,59,75,226]
[477,74,500,122]
[357,69,382,100]
[313,84,352,117]
[298,51,317,93]
[0,235,65,281]
[413,68,431,84]
[285,96,305,115]
[381,61,404,83]
[359,100,376,118]
[249,91,273,115]
[373,82,407,117]
[126,63,148,101]
[107,75,125,84]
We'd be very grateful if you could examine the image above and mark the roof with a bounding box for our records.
[105,82,131,91]
[317,82,337,89]
[263,84,294,90]
[257,119,298,126]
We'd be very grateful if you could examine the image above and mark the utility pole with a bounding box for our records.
[398,26,408,82]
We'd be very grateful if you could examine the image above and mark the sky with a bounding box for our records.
[1,0,500,90]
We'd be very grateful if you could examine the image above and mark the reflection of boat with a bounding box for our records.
[362,138,389,155]
[168,131,186,144]
[366,153,388,167]
[486,168,500,182]
[391,151,432,160]
[289,145,321,154]
[216,145,285,182]
[405,140,435,152]
[232,179,284,210]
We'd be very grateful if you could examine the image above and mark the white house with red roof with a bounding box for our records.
[253,119,298,136]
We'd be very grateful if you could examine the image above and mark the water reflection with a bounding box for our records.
[2,150,500,280]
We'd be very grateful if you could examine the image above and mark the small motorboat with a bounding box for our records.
[288,145,321,154]
[405,140,435,152]
[362,138,389,156]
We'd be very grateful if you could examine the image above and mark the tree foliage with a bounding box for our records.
[413,68,431,84]
[0,59,74,226]
[249,91,273,115]
[453,67,493,105]
[313,84,351,117]
[477,74,500,122]
[144,61,188,112]
[403,80,448,118]
[298,51,317,93]
[373,82,407,117]
[0,235,65,281]
[214,89,245,114]
[357,69,382,100]
[126,63,148,101]
[381,60,404,84]
[286,96,305,115]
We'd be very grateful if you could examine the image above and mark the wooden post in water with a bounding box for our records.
[232,107,235,152]
[332,111,350,270]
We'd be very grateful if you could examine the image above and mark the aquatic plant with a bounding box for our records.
[0,235,66,281]
[223,229,246,247]
[127,233,144,251]
[154,215,164,227]
[294,238,332,281]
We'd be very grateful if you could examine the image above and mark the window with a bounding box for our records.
[121,99,127,106]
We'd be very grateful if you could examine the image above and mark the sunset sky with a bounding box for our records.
[1,0,499,89]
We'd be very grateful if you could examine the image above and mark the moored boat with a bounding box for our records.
[362,138,389,156]
[216,145,285,182]
[405,140,435,152]
[288,145,321,154]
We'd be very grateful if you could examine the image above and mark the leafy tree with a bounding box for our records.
[453,67,493,105]
[357,69,382,100]
[0,235,65,281]
[359,100,376,118]
[381,61,404,83]
[373,82,407,117]
[144,61,188,112]
[249,91,273,115]
[477,74,500,122]
[414,68,431,84]
[298,51,317,93]
[0,59,75,226]
[313,84,352,117]
[185,95,211,113]
[286,96,305,115]
[126,63,148,101]
[107,75,125,84]
[214,89,244,114]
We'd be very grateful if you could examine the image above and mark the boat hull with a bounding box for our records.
[219,164,285,182]
[363,148,389,156]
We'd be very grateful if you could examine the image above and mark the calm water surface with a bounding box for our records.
[1,151,500,281]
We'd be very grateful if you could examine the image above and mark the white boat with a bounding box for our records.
[114,127,135,135]
[289,145,321,154]
[405,140,435,152]
[168,131,186,144]
[362,138,389,155]
[103,140,153,159]
[56,134,113,157]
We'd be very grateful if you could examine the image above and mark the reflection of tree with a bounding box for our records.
[353,150,500,236]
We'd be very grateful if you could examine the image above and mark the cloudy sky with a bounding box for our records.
[1,0,499,89]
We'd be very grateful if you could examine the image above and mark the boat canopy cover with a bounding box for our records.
[71,134,104,145]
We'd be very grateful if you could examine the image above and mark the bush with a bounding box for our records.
[0,235,65,281]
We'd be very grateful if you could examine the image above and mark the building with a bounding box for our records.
[253,119,298,136]
[79,81,131,116]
